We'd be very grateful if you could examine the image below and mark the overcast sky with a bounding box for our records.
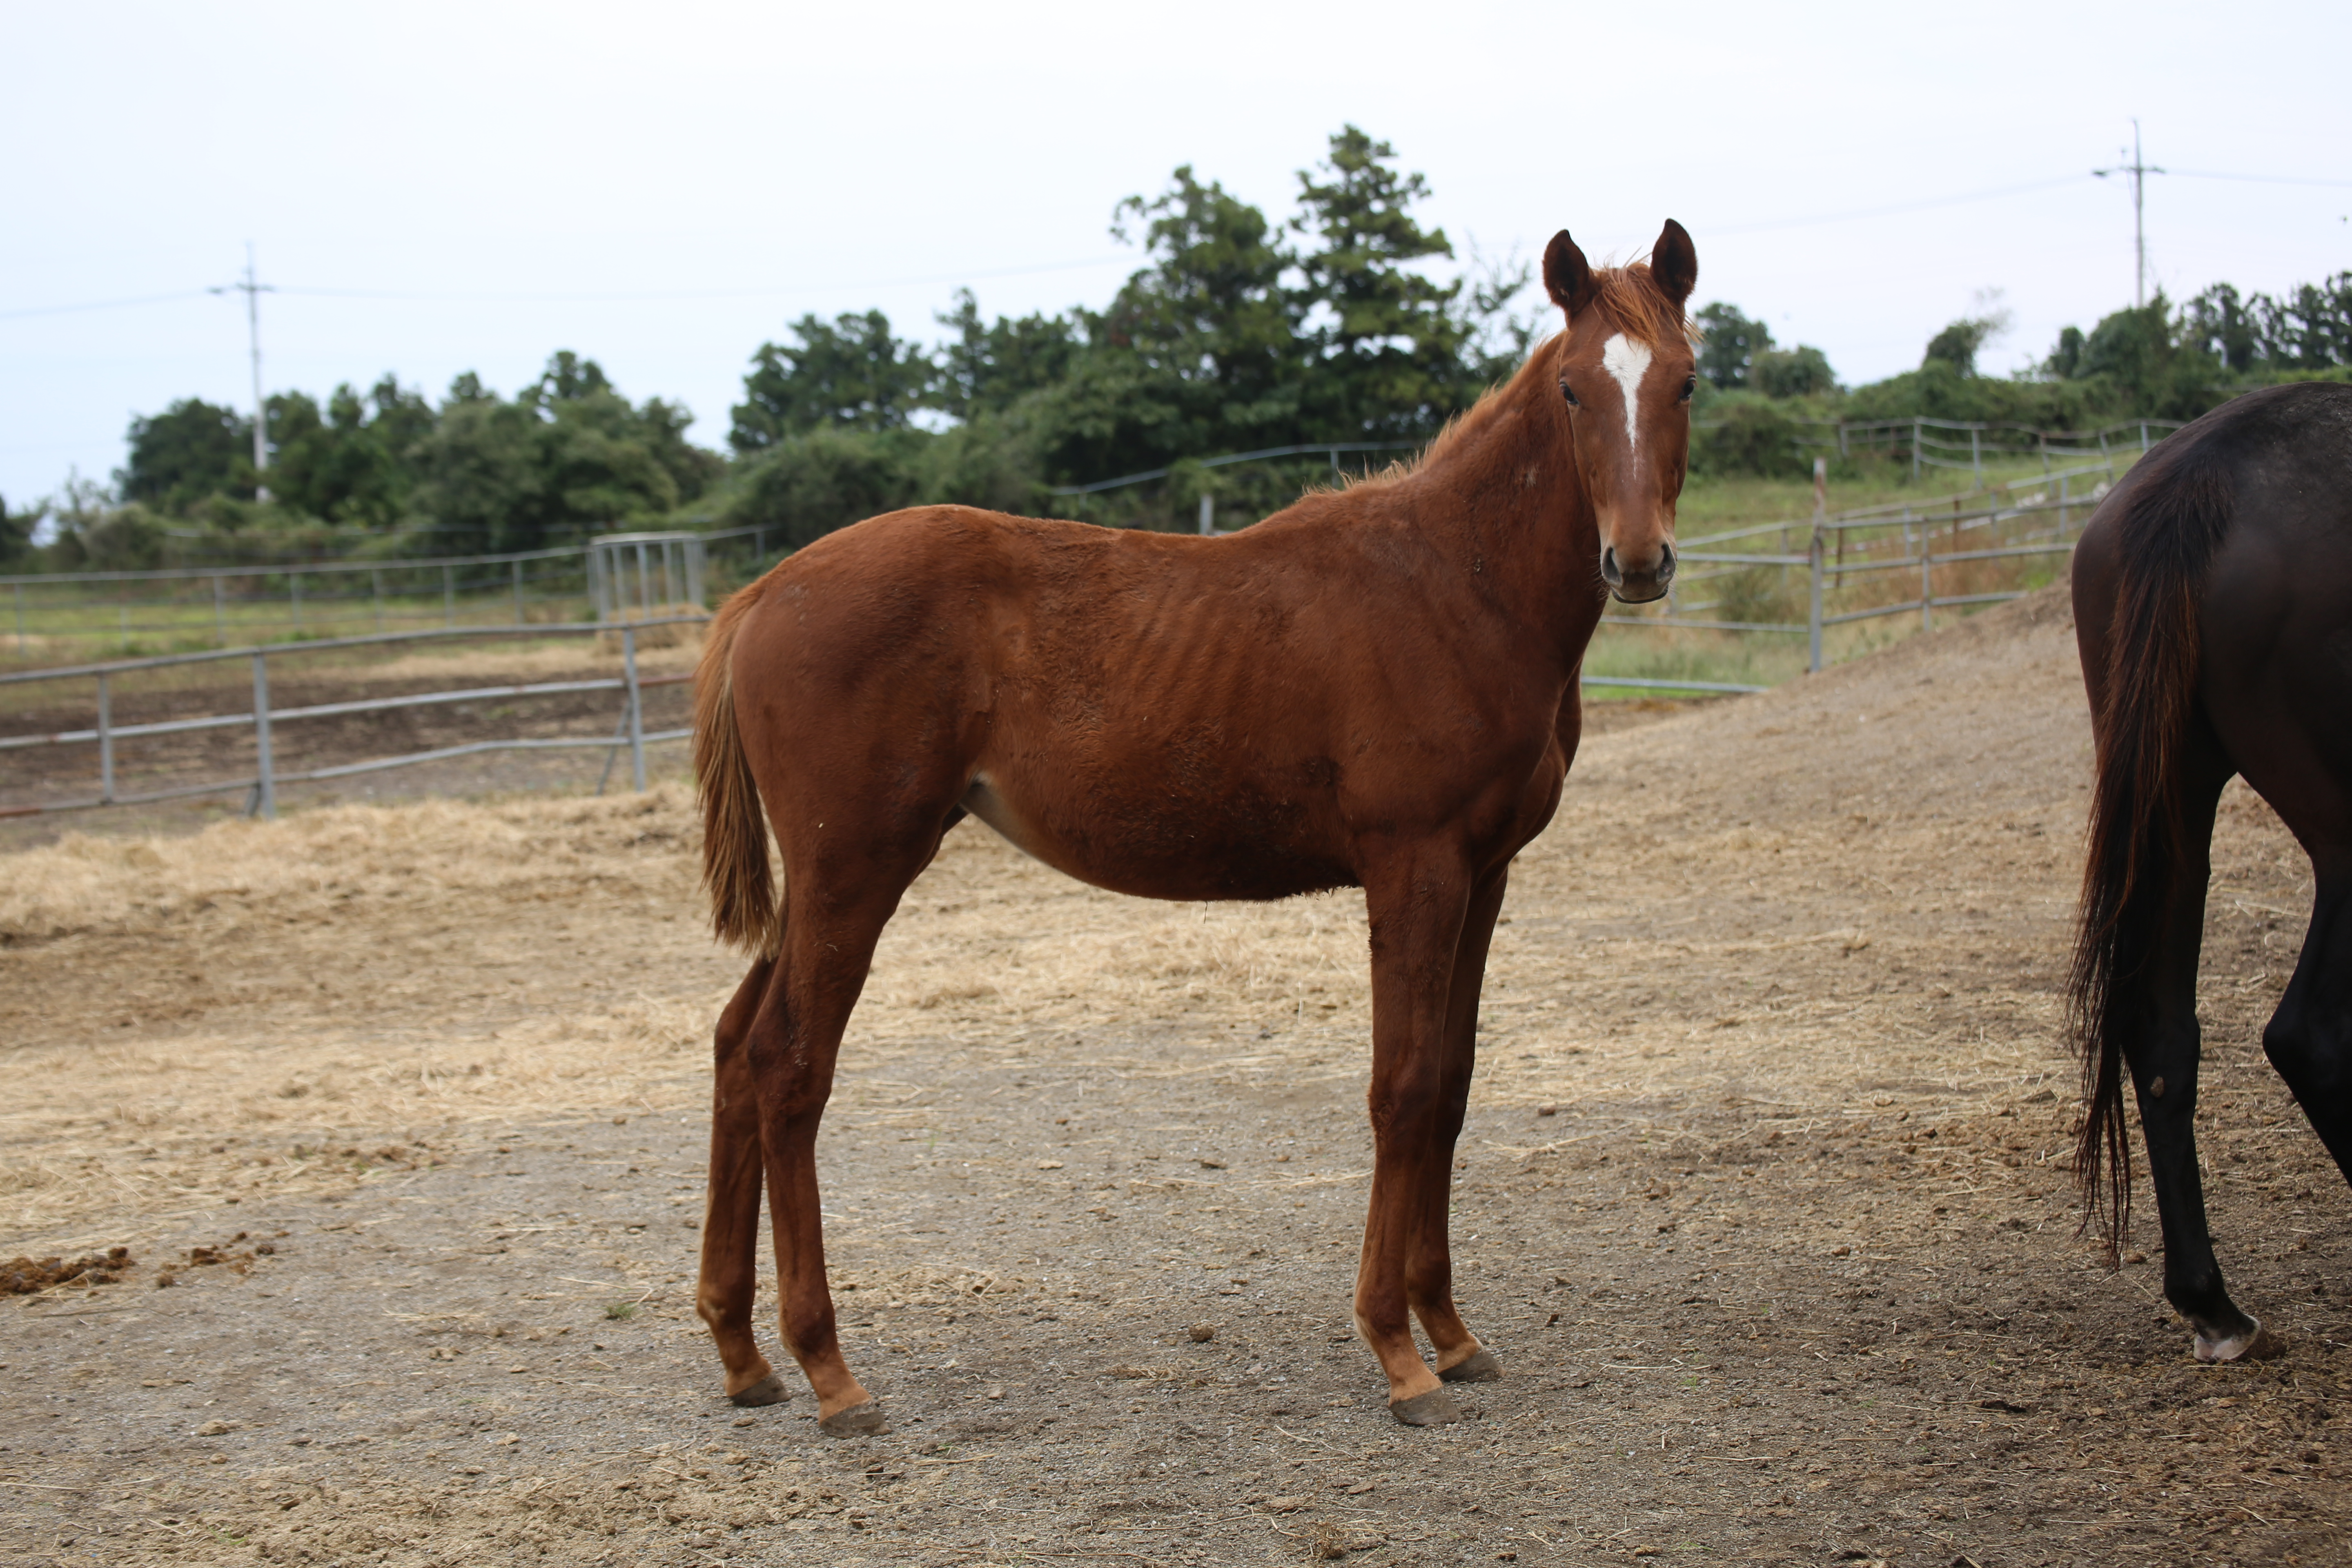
[5,0,2347,507]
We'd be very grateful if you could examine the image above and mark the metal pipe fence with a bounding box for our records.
[2,527,780,658]
[1620,460,2111,675]
[0,617,705,821]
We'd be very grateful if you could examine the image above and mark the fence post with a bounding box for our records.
[250,651,276,820]
[1921,535,1933,633]
[442,564,457,626]
[1198,494,1215,535]
[213,575,227,646]
[511,559,525,625]
[1911,419,1922,483]
[2139,421,2150,451]
[97,672,114,804]
[1807,524,1825,673]
[622,625,646,793]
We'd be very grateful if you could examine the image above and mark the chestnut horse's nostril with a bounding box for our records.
[1599,546,1624,588]
[1657,541,1676,586]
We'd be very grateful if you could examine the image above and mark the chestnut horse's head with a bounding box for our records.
[1543,221,1699,604]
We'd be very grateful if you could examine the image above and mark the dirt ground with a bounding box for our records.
[1,588,2345,1568]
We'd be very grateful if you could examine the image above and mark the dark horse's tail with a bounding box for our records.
[2069,437,2236,1257]
[695,580,781,957]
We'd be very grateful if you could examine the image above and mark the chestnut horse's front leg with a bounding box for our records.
[696,958,788,1406]
[1354,849,1475,1425]
[1407,865,1510,1387]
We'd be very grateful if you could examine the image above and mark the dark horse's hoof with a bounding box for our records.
[728,1374,790,1408]
[1439,1349,1502,1383]
[819,1401,889,1437]
[2195,1322,2286,1363]
[1388,1388,1463,1427]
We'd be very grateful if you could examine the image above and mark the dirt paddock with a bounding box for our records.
[2,588,2345,1567]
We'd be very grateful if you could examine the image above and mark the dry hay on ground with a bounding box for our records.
[1,587,2346,1568]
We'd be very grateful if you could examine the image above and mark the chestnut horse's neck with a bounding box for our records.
[1373,336,1601,667]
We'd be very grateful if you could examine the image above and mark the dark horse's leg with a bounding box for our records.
[697,957,788,1404]
[2120,730,2267,1358]
[1354,848,1474,1424]
[1408,865,1510,1388]
[2224,662,2352,1272]
[2265,872,2352,1183]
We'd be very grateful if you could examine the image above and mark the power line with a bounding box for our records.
[1702,175,2093,237]
[272,253,1136,305]
[0,290,211,322]
[2167,169,2352,189]
[0,254,1134,323]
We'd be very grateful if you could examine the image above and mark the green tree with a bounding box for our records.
[1291,125,1471,439]
[0,493,42,568]
[119,399,253,513]
[1923,316,1998,376]
[2253,273,2352,370]
[414,354,722,554]
[730,312,935,452]
[1692,303,1774,390]
[933,289,1080,422]
[1751,345,1838,399]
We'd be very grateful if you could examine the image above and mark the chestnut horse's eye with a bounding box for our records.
[1679,375,1697,403]
[1558,379,1580,408]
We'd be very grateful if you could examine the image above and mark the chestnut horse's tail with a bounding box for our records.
[695,581,780,957]
[2069,439,2236,1258]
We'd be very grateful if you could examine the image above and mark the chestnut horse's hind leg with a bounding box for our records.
[1407,866,1510,1389]
[1354,851,1476,1425]
[746,856,929,1437]
[696,957,787,1405]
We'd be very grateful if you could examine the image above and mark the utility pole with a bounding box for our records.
[210,244,276,501]
[2093,120,2165,308]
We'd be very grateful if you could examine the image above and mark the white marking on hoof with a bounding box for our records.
[2193,1317,2265,1363]
[1601,334,1654,452]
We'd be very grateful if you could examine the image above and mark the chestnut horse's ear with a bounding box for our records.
[1650,218,1697,307]
[1543,229,1597,317]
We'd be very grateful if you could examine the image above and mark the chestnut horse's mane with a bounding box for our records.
[1349,261,1691,493]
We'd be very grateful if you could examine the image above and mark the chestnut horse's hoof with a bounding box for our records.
[1439,1350,1501,1383]
[818,1401,889,1437]
[1388,1388,1463,1427]
[729,1374,790,1408]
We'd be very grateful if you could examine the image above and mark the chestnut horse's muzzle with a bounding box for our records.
[1601,541,1675,604]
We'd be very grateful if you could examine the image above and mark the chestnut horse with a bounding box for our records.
[2070,380,2352,1363]
[690,221,1701,1433]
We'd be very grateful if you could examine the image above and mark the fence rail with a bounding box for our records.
[2,526,775,658]
[0,617,706,821]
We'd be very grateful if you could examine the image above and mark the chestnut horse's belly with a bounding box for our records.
[958,771,1358,903]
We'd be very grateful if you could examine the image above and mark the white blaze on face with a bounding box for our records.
[1600,333,1654,454]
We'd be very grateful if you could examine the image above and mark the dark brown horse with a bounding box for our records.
[2071,380,2352,1361]
[690,221,1701,1433]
